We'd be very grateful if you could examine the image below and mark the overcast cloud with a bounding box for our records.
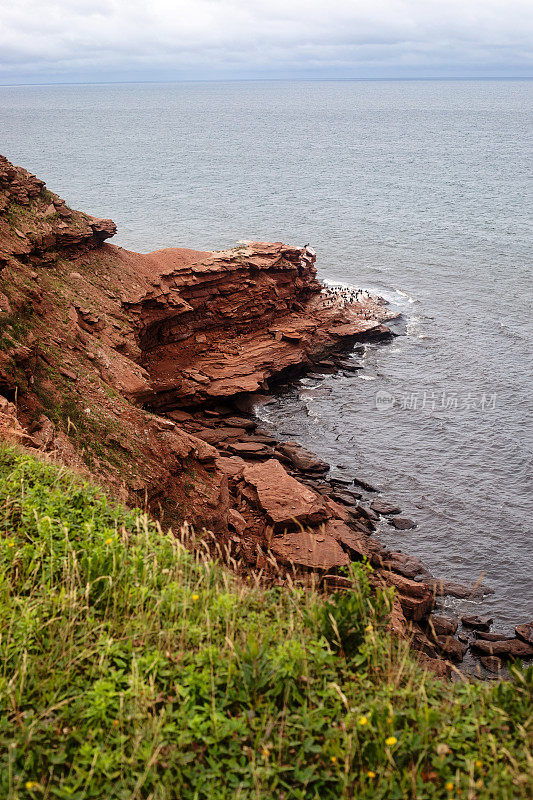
[0,0,532,84]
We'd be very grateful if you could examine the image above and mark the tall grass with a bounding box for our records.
[0,444,531,799]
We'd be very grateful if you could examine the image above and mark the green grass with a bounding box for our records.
[0,444,531,799]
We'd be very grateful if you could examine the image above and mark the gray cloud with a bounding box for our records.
[0,0,532,82]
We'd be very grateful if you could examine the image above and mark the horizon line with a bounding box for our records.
[1,76,532,88]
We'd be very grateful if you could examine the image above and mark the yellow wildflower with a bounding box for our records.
[330,755,337,764]
[25,782,40,791]
[7,540,14,548]
[191,593,199,601]
[446,781,454,791]
[112,719,119,727]
[385,736,397,747]
[365,624,373,632]
[475,759,483,768]
[387,716,393,724]
[359,716,368,726]
[367,770,376,778]
[105,537,113,545]
[262,748,270,759]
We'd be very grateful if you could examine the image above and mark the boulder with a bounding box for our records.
[461,614,493,631]
[269,529,349,571]
[515,622,533,645]
[227,508,247,535]
[371,499,401,515]
[410,627,438,658]
[242,459,327,531]
[215,455,246,479]
[417,653,452,679]
[429,614,458,637]
[330,491,358,506]
[275,441,329,474]
[436,636,468,663]
[382,552,430,580]
[383,572,434,621]
[324,519,368,559]
[352,476,379,492]
[480,656,502,673]
[474,631,513,642]
[470,638,533,659]
[389,516,416,530]
[358,504,379,521]
[329,477,353,488]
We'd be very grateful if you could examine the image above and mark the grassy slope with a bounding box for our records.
[0,445,531,800]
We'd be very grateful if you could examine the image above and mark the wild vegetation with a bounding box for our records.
[0,444,531,799]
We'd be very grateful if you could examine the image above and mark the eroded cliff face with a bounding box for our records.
[122,242,392,408]
[0,155,458,675]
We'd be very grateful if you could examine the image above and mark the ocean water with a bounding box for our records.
[1,80,532,630]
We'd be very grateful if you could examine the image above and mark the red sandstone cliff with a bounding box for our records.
[0,155,457,674]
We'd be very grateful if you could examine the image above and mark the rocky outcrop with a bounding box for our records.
[118,241,396,408]
[0,155,116,268]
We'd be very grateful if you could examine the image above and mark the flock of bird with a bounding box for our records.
[320,284,372,309]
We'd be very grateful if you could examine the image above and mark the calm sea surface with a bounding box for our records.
[1,80,532,630]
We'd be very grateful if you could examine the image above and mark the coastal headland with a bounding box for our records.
[1,154,530,675]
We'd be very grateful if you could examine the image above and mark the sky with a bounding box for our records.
[0,0,532,84]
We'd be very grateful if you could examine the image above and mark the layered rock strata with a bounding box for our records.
[0,155,523,677]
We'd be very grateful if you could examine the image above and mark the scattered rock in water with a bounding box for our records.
[330,491,359,506]
[338,361,364,372]
[480,656,503,673]
[370,499,401,515]
[429,614,458,637]
[382,552,430,580]
[356,504,379,522]
[330,477,353,488]
[436,635,468,662]
[474,631,513,642]
[352,476,379,492]
[427,578,493,600]
[275,441,329,474]
[461,614,493,631]
[470,638,533,659]
[515,622,533,645]
[389,516,416,530]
